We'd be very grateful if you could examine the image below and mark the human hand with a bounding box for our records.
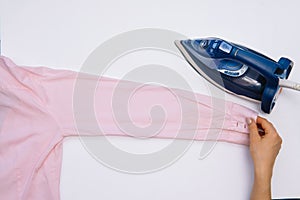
[248,116,282,178]
[248,116,282,200]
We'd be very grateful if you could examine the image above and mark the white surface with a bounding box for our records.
[1,0,300,199]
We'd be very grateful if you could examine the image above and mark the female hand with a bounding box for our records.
[248,116,282,200]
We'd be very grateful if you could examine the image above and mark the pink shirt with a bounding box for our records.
[0,56,257,199]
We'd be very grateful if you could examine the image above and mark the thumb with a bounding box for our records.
[247,118,260,143]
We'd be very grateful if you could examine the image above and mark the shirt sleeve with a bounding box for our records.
[0,56,258,145]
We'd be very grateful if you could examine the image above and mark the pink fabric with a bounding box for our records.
[0,56,258,199]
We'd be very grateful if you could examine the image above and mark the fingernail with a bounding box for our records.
[246,118,252,125]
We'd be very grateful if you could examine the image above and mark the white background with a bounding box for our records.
[1,0,300,199]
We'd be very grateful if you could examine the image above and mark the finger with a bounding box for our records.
[256,116,276,134]
[247,118,260,143]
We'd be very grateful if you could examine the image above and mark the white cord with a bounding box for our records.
[279,79,300,91]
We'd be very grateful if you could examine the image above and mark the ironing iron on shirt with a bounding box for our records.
[175,37,300,113]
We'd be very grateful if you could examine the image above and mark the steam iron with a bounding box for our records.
[175,38,300,113]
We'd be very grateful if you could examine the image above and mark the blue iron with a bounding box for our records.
[175,37,300,113]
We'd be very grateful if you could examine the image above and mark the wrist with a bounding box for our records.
[253,161,273,179]
[251,172,272,200]
[254,168,272,185]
